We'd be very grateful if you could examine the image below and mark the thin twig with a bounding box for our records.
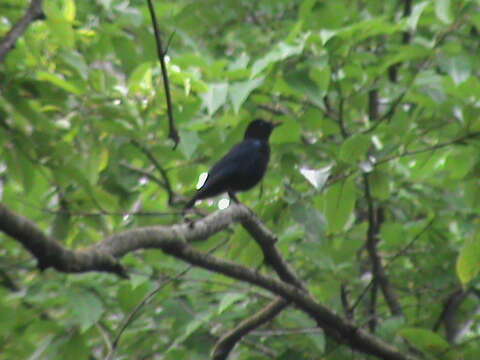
[250,327,323,337]
[121,162,168,189]
[388,0,412,82]
[368,279,379,332]
[377,132,480,166]
[365,18,464,133]
[106,238,229,360]
[131,139,179,205]
[106,268,190,360]
[146,0,180,148]
[386,218,435,264]
[364,176,403,317]
[341,283,354,320]
[334,78,348,138]
[352,219,434,313]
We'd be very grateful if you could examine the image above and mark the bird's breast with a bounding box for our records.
[229,140,270,191]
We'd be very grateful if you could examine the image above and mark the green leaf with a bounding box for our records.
[63,0,76,22]
[66,290,104,332]
[228,77,264,114]
[46,19,75,48]
[217,293,245,314]
[201,82,228,115]
[299,0,317,21]
[36,71,85,95]
[336,18,405,43]
[457,237,480,285]
[61,333,88,360]
[323,179,356,234]
[399,328,449,355]
[251,40,305,77]
[380,223,407,249]
[128,62,153,93]
[435,0,453,24]
[339,134,371,164]
[50,211,71,240]
[5,151,35,193]
[168,311,214,351]
[228,52,250,70]
[178,130,201,159]
[378,316,405,340]
[284,68,324,106]
[291,202,326,240]
[270,119,301,144]
[117,283,152,313]
[61,51,88,80]
[441,56,472,85]
[379,45,431,73]
[310,66,331,97]
[319,29,337,45]
[370,170,391,200]
[407,2,429,30]
[444,147,475,179]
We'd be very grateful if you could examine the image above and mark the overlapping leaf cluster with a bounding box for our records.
[1,0,480,359]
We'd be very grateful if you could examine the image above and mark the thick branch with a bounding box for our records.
[0,0,44,63]
[433,289,470,343]
[213,209,308,359]
[241,213,306,289]
[0,203,128,278]
[163,240,416,360]
[0,203,417,360]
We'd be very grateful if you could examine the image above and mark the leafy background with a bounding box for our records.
[2,0,480,359]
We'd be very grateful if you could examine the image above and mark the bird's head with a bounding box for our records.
[244,119,281,140]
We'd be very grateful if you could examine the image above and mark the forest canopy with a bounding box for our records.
[1,0,480,359]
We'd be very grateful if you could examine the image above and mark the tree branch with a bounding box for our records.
[377,132,480,166]
[433,289,470,343]
[212,298,289,360]
[0,0,44,63]
[0,203,128,278]
[162,239,416,360]
[0,202,418,360]
[145,0,180,148]
[213,206,308,359]
[388,0,412,82]
[363,176,403,317]
[130,139,181,206]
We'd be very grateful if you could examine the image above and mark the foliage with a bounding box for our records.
[1,0,480,359]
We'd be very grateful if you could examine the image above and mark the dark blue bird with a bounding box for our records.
[185,119,280,208]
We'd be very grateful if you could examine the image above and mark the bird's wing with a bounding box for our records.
[200,140,261,192]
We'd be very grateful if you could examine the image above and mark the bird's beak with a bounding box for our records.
[271,121,282,128]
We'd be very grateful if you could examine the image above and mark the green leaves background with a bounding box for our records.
[2,0,480,359]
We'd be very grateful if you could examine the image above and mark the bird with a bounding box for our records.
[185,119,280,208]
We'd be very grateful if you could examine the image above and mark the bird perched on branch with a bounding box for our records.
[185,119,280,208]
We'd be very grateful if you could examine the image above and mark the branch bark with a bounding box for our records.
[0,203,128,278]
[146,0,180,148]
[363,176,403,317]
[0,0,44,63]
[213,207,307,359]
[0,202,417,360]
[212,298,289,360]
